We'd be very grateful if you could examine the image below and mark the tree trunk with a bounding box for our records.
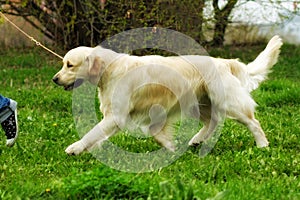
[211,0,238,46]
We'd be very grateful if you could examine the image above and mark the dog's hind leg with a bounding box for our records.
[188,123,209,146]
[153,131,176,152]
[150,123,175,152]
[247,118,269,148]
[236,112,269,148]
[227,94,269,148]
[188,99,222,146]
[200,109,223,140]
[190,112,223,147]
[193,107,225,157]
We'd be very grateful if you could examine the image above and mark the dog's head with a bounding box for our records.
[52,46,95,91]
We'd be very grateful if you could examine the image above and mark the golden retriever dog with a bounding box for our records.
[53,36,282,155]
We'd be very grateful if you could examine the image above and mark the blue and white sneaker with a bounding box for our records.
[1,109,18,147]
[0,100,18,147]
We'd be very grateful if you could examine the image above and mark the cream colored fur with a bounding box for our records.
[53,36,283,155]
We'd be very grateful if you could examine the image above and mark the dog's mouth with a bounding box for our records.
[64,79,84,91]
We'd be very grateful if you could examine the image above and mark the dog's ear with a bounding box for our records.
[88,56,104,84]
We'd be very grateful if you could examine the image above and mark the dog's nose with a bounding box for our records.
[52,76,59,84]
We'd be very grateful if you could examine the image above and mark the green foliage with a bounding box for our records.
[1,0,208,49]
[0,44,299,199]
[62,167,149,199]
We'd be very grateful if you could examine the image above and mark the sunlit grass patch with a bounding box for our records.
[0,45,299,199]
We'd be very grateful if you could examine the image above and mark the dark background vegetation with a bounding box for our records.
[1,0,240,49]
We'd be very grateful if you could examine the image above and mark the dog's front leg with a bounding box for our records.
[65,117,119,155]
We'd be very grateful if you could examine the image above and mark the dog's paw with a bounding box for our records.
[188,141,201,147]
[188,137,204,146]
[188,140,198,146]
[164,142,176,152]
[256,139,269,148]
[65,140,86,155]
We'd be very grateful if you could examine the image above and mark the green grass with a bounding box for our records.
[0,44,299,200]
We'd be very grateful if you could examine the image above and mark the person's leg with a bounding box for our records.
[0,95,18,147]
[0,95,10,110]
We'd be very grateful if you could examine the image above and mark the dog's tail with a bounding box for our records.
[246,35,283,91]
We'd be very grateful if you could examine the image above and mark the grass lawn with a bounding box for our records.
[0,43,299,199]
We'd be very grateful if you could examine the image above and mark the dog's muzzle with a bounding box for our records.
[52,77,84,91]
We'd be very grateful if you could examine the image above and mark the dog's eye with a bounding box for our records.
[67,62,73,68]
